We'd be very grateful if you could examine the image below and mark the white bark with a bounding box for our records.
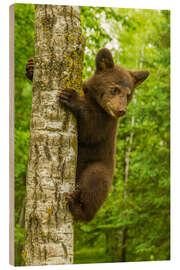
[23,5,84,266]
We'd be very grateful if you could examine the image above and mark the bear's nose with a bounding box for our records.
[117,109,126,117]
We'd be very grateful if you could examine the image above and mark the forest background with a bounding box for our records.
[14,4,170,266]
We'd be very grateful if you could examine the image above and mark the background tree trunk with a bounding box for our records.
[23,4,84,266]
[121,54,144,262]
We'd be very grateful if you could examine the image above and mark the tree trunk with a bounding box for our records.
[121,48,145,261]
[121,99,136,262]
[23,4,84,266]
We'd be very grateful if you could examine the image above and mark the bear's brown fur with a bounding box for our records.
[26,48,149,222]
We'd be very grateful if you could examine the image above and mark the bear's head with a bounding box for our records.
[83,48,149,118]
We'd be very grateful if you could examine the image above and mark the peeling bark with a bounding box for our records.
[23,5,84,266]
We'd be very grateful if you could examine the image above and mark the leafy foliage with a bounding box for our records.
[14,3,34,265]
[14,4,170,265]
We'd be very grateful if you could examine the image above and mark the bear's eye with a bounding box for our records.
[112,87,121,95]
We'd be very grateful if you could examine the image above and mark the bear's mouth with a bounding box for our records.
[107,107,122,119]
[106,101,126,119]
[116,110,126,117]
[109,109,125,118]
[108,109,118,118]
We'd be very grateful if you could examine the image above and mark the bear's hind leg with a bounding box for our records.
[69,163,111,222]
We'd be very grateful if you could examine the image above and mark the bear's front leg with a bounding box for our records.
[59,88,84,116]
[26,58,34,81]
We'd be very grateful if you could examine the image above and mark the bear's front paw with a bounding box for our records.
[26,59,34,81]
[59,88,79,109]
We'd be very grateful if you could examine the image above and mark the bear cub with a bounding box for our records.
[26,48,149,222]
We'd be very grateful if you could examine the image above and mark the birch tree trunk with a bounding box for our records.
[23,5,84,266]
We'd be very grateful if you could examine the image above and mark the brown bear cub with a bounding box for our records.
[26,48,149,222]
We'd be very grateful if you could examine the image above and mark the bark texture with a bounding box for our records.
[23,4,84,266]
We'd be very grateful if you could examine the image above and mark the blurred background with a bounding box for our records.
[14,4,170,265]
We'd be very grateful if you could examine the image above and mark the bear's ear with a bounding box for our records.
[129,70,150,88]
[96,48,114,72]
